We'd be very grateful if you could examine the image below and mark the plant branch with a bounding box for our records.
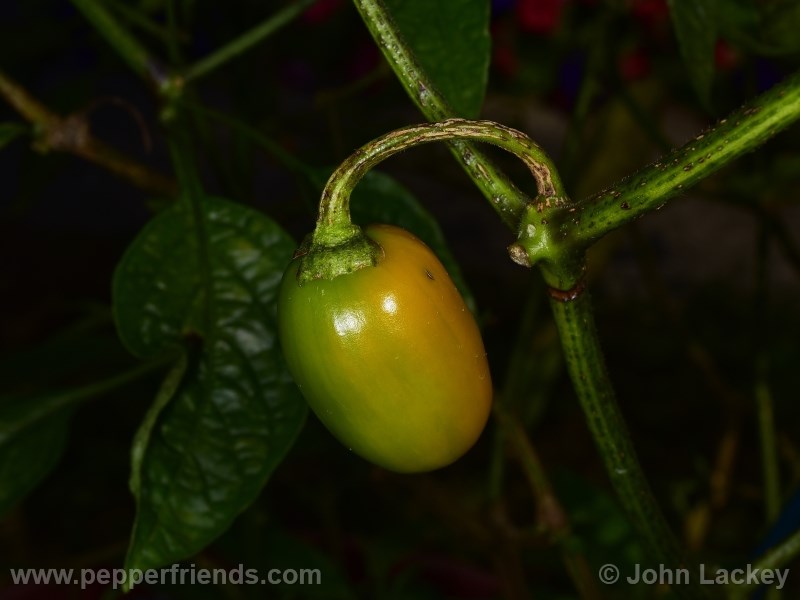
[557,71,800,249]
[0,357,172,444]
[514,71,800,289]
[70,0,168,87]
[352,0,529,229]
[549,291,706,600]
[183,0,316,84]
[0,69,176,196]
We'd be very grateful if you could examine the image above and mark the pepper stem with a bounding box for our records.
[297,119,567,284]
[317,118,565,236]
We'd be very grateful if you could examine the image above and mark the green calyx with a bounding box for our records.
[294,223,384,285]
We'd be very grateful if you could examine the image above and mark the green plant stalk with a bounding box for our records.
[556,71,800,249]
[727,528,800,600]
[350,6,800,587]
[129,354,187,496]
[0,357,171,444]
[523,74,800,595]
[549,291,705,600]
[352,0,528,229]
[315,118,565,247]
[183,0,317,84]
[70,0,165,86]
[123,353,188,590]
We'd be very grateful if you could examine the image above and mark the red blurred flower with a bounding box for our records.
[493,44,519,78]
[517,0,564,35]
[714,39,739,71]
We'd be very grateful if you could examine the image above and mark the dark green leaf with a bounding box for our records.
[384,0,490,118]
[113,202,202,358]
[667,0,718,108]
[114,196,307,572]
[0,123,27,150]
[348,170,476,313]
[0,405,71,516]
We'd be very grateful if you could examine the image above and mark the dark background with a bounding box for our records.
[2,1,800,598]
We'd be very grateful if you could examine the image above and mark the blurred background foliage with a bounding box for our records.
[1,0,800,598]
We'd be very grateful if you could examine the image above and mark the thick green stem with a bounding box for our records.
[183,0,316,84]
[556,71,800,249]
[315,118,565,247]
[549,291,705,600]
[352,0,529,228]
[70,0,167,87]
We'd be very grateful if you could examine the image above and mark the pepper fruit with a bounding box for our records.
[278,224,492,473]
